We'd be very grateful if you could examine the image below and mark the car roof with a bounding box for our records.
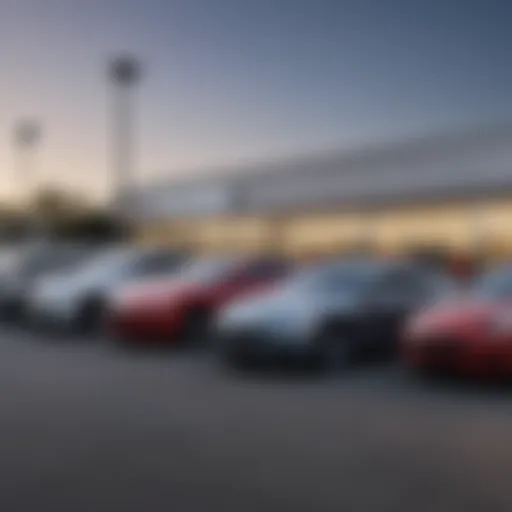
[300,258,388,276]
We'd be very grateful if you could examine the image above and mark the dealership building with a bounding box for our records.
[122,124,512,260]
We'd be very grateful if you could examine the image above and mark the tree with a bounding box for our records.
[54,212,131,242]
[31,187,87,220]
[27,187,131,243]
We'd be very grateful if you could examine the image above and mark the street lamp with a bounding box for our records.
[14,120,42,191]
[13,120,43,239]
[108,54,142,210]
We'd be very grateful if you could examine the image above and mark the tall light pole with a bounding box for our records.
[108,55,142,212]
[14,120,43,240]
[14,120,42,201]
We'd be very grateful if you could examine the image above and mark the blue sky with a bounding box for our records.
[0,0,511,201]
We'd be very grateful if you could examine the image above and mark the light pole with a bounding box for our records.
[14,120,42,201]
[108,55,142,213]
[14,120,43,240]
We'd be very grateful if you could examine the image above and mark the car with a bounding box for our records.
[26,246,188,333]
[0,241,101,320]
[402,266,512,380]
[215,259,451,372]
[107,255,291,346]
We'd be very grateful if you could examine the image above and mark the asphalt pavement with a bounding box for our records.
[0,326,511,512]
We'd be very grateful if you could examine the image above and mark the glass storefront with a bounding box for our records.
[135,198,512,261]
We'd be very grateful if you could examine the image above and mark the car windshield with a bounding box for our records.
[21,246,94,277]
[179,258,236,283]
[0,247,23,274]
[70,248,139,282]
[471,269,512,300]
[283,261,381,294]
[428,273,463,300]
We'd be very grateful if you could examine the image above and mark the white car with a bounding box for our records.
[0,242,99,320]
[27,246,187,333]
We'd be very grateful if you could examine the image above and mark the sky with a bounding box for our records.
[1,0,511,203]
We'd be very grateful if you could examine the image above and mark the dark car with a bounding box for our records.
[216,259,452,372]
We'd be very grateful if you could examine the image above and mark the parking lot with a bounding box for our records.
[0,327,510,512]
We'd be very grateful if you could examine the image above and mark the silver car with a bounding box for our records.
[26,246,187,333]
[216,259,454,372]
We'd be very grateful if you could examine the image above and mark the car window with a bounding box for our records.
[371,269,426,302]
[22,247,88,277]
[179,258,237,283]
[420,272,460,302]
[241,260,288,279]
[131,252,182,276]
[72,249,137,282]
[283,261,380,294]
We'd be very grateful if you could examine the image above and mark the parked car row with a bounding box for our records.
[2,241,512,381]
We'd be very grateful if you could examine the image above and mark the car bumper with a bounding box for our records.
[217,326,313,363]
[25,298,78,330]
[403,333,512,378]
[108,307,183,343]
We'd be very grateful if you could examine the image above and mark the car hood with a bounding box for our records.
[112,278,205,307]
[220,288,361,327]
[34,272,111,300]
[408,298,504,333]
[1,266,73,295]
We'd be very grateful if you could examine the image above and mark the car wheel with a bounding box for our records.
[312,325,353,375]
[181,307,211,346]
[227,346,258,370]
[77,296,106,334]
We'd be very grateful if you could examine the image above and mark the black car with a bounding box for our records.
[216,259,453,372]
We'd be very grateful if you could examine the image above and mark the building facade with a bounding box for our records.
[124,124,512,260]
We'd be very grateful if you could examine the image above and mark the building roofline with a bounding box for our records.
[125,120,512,197]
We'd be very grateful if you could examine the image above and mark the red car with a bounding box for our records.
[403,268,512,379]
[107,255,290,345]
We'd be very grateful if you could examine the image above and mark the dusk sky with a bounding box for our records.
[1,0,511,202]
